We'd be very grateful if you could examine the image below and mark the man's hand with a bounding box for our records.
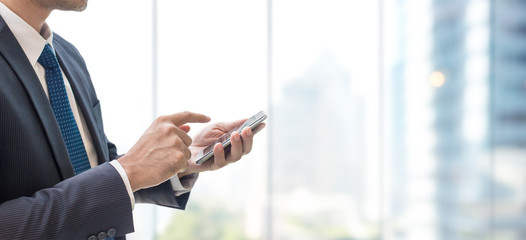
[180,119,266,176]
[117,111,210,192]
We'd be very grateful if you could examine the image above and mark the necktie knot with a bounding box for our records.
[38,44,60,70]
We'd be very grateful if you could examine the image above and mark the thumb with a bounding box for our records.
[221,119,247,131]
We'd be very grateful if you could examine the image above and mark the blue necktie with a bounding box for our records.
[38,44,91,175]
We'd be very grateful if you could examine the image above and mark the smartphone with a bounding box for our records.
[194,111,267,165]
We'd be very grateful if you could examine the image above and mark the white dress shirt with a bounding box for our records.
[0,2,195,209]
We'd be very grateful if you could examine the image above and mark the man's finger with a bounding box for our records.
[216,119,247,131]
[252,123,266,135]
[223,118,247,130]
[184,146,192,160]
[240,127,253,154]
[228,131,243,162]
[173,126,193,146]
[167,111,211,126]
[212,143,227,169]
[179,125,191,133]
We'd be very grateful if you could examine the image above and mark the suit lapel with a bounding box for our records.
[0,17,75,179]
[53,40,109,164]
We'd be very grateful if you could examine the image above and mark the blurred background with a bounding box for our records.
[48,0,526,239]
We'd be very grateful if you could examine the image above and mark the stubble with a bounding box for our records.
[31,0,88,11]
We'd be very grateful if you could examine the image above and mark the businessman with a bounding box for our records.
[0,0,264,239]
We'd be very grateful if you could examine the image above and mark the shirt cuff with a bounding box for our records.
[169,173,198,196]
[109,160,135,210]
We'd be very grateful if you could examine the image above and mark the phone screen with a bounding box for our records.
[194,111,267,165]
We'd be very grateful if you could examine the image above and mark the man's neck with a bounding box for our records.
[0,0,51,33]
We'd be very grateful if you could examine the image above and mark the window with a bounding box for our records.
[49,0,526,239]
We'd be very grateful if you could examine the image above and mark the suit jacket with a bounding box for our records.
[0,16,190,239]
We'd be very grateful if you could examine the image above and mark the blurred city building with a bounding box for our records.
[384,0,526,239]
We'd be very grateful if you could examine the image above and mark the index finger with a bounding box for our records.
[167,111,211,126]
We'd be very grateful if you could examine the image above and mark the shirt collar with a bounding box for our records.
[0,2,54,67]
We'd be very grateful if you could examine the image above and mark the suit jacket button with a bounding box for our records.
[97,231,107,239]
[107,228,117,238]
[87,235,97,240]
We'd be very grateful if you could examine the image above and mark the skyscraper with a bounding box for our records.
[384,0,526,239]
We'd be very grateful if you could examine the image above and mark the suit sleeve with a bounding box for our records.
[107,139,196,210]
[133,174,198,209]
[0,163,134,239]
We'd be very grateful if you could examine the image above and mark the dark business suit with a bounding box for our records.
[0,16,190,239]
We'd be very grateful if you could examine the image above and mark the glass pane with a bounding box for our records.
[494,1,526,239]
[156,1,268,239]
[382,0,491,239]
[271,1,381,239]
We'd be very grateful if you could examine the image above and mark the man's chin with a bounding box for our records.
[62,0,88,12]
[38,0,88,12]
